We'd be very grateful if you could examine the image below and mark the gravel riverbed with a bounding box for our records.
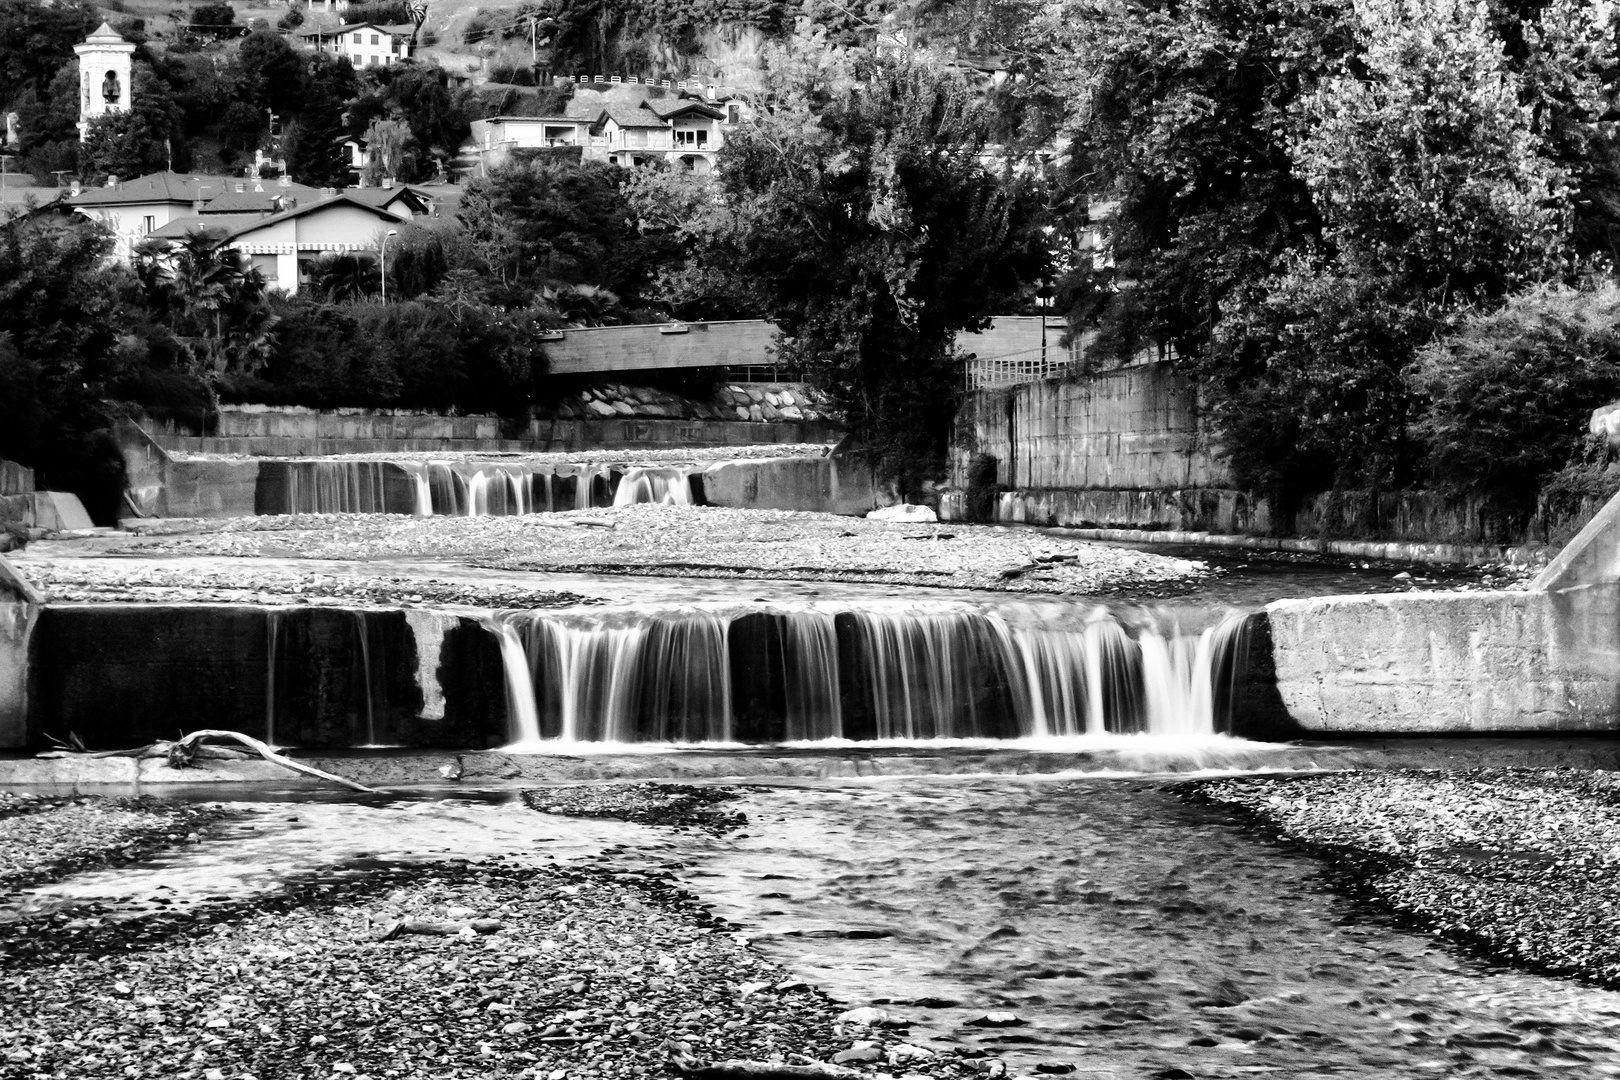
[0,794,983,1080]
[1187,769,1620,990]
[0,795,231,896]
[52,506,1207,598]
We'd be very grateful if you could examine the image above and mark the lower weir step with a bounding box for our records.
[26,602,1254,751]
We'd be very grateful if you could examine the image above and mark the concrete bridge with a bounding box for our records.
[543,317,1070,378]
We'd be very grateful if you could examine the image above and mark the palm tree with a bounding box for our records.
[133,231,279,378]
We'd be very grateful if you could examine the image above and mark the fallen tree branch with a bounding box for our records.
[666,1042,859,1080]
[38,730,377,793]
[174,730,378,792]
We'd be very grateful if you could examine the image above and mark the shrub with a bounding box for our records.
[276,8,305,30]
[1194,262,1438,509]
[1413,286,1620,519]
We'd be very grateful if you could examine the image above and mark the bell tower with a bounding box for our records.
[74,23,136,141]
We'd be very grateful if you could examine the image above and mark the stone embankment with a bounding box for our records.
[1187,770,1620,989]
[551,383,829,424]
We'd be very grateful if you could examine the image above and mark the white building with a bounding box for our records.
[461,95,728,175]
[73,23,136,140]
[297,23,414,68]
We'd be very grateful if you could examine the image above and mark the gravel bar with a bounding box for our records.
[1185,769,1620,989]
[0,795,232,896]
[86,505,1208,597]
[0,852,974,1080]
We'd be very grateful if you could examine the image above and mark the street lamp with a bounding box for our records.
[380,229,399,302]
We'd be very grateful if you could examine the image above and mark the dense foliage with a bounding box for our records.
[713,38,1046,489]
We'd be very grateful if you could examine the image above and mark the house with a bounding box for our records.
[150,193,406,294]
[460,91,730,175]
[65,172,240,260]
[297,23,414,68]
[66,170,434,266]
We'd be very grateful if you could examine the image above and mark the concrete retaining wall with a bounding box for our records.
[0,460,34,496]
[1251,591,1620,734]
[29,605,509,750]
[954,364,1227,491]
[0,557,42,749]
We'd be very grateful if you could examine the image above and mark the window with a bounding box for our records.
[352,32,362,43]
[727,104,741,124]
[141,215,155,233]
[371,33,380,44]
[675,128,696,146]
[250,254,278,282]
[625,128,648,148]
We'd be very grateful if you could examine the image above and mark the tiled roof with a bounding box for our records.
[601,104,665,129]
[217,193,402,243]
[298,22,414,36]
[66,172,237,207]
[647,99,724,120]
[149,215,259,239]
[200,184,324,213]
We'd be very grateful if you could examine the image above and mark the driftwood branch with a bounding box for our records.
[667,1042,859,1080]
[38,730,377,793]
[175,730,377,792]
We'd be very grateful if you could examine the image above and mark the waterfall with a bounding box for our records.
[612,466,695,507]
[492,616,543,749]
[264,609,280,748]
[486,603,1251,748]
[353,611,377,745]
[269,459,701,518]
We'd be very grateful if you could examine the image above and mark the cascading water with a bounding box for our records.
[487,602,1252,748]
[612,467,695,507]
[277,459,697,517]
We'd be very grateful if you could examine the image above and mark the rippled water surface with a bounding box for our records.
[674,778,1620,1077]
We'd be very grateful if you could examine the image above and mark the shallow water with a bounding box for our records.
[673,778,1620,1077]
[10,774,1620,1077]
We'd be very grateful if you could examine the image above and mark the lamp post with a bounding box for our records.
[380,228,399,302]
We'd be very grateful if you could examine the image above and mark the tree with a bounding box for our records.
[134,232,278,378]
[0,214,130,523]
[348,63,473,181]
[286,52,358,187]
[456,156,652,304]
[1414,286,1620,519]
[0,0,96,107]
[234,28,305,114]
[189,1,237,41]
[1044,0,1353,361]
[1291,0,1599,305]
[1194,260,1437,506]
[715,37,1046,488]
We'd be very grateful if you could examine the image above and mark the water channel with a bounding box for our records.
[10,772,1620,1078]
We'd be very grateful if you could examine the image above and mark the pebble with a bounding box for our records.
[47,505,1208,601]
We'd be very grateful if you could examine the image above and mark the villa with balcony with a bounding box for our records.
[461,90,730,176]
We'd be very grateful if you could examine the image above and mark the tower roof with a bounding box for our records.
[86,22,128,42]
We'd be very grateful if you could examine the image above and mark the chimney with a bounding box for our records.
[105,174,118,187]
[278,172,291,188]
[236,182,245,193]
[70,180,81,196]
[382,177,394,189]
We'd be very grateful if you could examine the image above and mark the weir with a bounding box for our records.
[488,603,1250,747]
[21,599,1253,751]
[265,459,697,517]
